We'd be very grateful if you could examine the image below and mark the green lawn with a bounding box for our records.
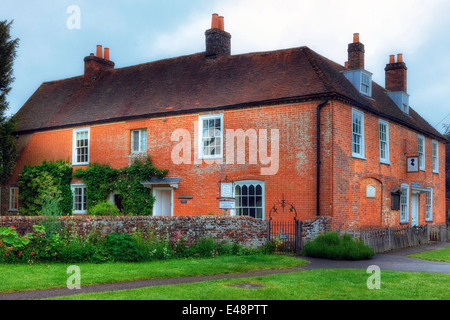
[0,255,307,294]
[48,269,450,300]
[408,247,450,263]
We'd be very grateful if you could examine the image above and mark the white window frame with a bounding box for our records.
[418,135,425,171]
[352,109,365,159]
[400,184,409,224]
[9,187,19,212]
[432,140,439,173]
[131,129,148,153]
[73,128,90,166]
[360,72,372,96]
[233,180,265,220]
[198,114,224,160]
[71,184,87,214]
[379,119,390,164]
[426,188,433,222]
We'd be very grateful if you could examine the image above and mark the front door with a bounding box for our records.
[411,193,419,227]
[153,188,173,217]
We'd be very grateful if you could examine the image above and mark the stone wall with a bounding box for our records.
[0,215,269,249]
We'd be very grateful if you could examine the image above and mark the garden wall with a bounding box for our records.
[0,215,269,249]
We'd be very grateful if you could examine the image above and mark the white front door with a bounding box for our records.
[153,188,173,217]
[411,193,419,227]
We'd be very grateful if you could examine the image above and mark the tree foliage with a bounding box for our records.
[0,20,20,183]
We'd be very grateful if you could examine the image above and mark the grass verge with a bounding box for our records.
[0,254,307,294]
[48,269,450,300]
[408,247,450,262]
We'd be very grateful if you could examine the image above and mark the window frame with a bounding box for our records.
[130,128,148,154]
[400,184,410,224]
[9,187,19,212]
[233,180,265,220]
[73,127,90,166]
[198,114,224,160]
[417,135,425,171]
[426,188,433,222]
[71,184,87,214]
[352,108,365,159]
[432,140,439,173]
[378,119,390,164]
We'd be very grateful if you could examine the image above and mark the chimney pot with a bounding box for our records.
[211,13,219,29]
[397,53,403,63]
[353,33,360,43]
[96,45,103,58]
[218,16,225,31]
[104,48,110,61]
[389,55,395,64]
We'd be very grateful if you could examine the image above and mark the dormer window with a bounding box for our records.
[342,69,373,97]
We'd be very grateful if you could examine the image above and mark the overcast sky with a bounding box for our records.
[2,0,450,134]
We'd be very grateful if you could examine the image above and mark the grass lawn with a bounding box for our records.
[408,247,450,263]
[48,268,450,300]
[0,254,307,294]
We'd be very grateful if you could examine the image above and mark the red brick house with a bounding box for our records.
[0,14,446,231]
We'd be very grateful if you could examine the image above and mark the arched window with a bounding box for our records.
[234,180,265,220]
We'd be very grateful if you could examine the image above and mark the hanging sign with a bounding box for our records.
[220,183,233,198]
[407,157,419,172]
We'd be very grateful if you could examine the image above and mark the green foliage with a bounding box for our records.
[115,157,168,216]
[73,156,168,216]
[302,232,374,260]
[73,163,119,209]
[0,20,20,183]
[18,160,73,216]
[88,201,120,216]
[104,232,140,262]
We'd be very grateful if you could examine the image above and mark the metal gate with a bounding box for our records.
[268,194,302,253]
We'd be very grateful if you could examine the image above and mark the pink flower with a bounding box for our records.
[31,252,35,256]
[10,226,15,229]
[24,237,28,240]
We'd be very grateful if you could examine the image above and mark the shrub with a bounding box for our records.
[302,232,374,260]
[88,201,121,216]
[104,232,141,262]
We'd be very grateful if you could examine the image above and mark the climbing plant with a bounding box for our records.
[73,156,168,216]
[18,160,73,216]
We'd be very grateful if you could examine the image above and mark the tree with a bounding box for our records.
[0,20,19,183]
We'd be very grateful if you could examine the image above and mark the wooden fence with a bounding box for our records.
[359,225,431,253]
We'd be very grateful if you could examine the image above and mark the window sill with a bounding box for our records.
[352,155,366,160]
[73,163,89,166]
[380,161,391,165]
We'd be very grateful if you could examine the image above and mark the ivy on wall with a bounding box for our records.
[18,160,73,216]
[73,156,168,216]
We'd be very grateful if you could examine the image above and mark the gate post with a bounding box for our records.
[295,220,303,254]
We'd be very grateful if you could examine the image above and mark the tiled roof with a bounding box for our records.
[14,46,445,141]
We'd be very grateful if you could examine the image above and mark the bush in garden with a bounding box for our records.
[302,232,374,260]
[88,201,121,216]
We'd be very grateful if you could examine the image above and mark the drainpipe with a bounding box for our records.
[316,97,329,217]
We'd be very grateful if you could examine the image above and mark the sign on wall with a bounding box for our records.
[407,157,419,172]
[220,183,233,198]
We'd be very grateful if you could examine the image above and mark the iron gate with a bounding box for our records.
[268,194,302,253]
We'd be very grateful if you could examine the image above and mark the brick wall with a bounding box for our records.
[0,215,269,249]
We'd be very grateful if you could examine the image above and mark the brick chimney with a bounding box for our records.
[205,13,231,59]
[347,33,365,70]
[84,45,115,83]
[385,53,407,92]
